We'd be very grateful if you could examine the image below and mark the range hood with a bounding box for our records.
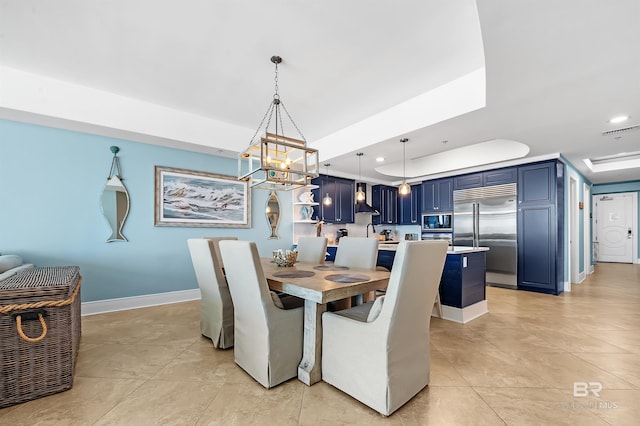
[355,201,379,215]
[354,183,380,215]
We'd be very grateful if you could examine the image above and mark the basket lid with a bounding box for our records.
[0,266,80,301]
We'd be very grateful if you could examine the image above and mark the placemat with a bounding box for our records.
[324,273,371,283]
[272,270,315,279]
[313,265,349,271]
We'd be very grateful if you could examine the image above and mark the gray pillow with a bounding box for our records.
[0,255,23,274]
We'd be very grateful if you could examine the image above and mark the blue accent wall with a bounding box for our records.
[562,160,592,278]
[0,119,292,302]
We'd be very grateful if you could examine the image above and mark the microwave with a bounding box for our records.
[422,213,452,231]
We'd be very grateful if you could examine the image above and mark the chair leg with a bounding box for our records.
[434,292,442,318]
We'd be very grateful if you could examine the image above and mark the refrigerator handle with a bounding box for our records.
[473,203,479,248]
[476,203,480,247]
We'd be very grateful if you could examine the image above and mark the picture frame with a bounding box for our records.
[154,166,250,228]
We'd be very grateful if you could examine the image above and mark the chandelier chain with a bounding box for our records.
[280,101,306,142]
[250,100,276,145]
[273,61,280,100]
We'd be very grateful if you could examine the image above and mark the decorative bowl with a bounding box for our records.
[273,250,297,267]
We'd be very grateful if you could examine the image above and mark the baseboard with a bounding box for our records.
[588,264,595,274]
[563,280,571,292]
[81,289,201,316]
[435,300,488,324]
[577,271,586,283]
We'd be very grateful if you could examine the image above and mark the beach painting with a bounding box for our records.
[155,166,250,227]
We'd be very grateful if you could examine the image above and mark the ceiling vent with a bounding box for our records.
[602,124,639,136]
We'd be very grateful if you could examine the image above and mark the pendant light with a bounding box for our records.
[398,138,411,196]
[238,55,319,190]
[356,152,365,202]
[322,163,333,206]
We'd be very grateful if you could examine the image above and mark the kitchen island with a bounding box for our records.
[376,243,489,323]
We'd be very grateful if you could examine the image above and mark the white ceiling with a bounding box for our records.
[1,0,639,185]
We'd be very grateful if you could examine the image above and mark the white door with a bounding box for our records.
[595,193,633,263]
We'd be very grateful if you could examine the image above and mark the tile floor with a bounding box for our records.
[1,262,639,425]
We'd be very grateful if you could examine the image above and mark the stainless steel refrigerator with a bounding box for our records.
[453,183,518,289]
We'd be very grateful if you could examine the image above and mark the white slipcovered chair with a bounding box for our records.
[334,237,379,306]
[187,237,237,349]
[334,237,378,270]
[295,236,328,264]
[322,240,449,416]
[219,240,304,388]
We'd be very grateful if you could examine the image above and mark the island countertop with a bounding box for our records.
[376,243,489,254]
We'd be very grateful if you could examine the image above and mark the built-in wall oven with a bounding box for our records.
[421,232,453,244]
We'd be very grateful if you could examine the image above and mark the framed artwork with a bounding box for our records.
[154,166,250,228]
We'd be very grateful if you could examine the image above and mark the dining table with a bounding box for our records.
[261,258,391,385]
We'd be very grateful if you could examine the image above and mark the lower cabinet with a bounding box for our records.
[376,250,395,271]
[439,252,486,308]
[373,249,487,309]
[326,246,338,262]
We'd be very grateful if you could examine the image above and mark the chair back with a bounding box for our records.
[218,241,273,332]
[219,240,304,388]
[186,237,237,348]
[206,236,237,273]
[334,237,379,270]
[296,237,328,264]
[380,240,448,348]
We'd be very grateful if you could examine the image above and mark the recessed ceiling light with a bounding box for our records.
[376,157,385,162]
[609,115,630,124]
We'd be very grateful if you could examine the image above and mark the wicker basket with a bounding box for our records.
[0,266,81,408]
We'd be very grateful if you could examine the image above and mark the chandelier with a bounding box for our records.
[238,56,319,190]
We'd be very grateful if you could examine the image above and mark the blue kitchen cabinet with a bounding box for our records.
[373,248,487,308]
[439,251,486,308]
[454,167,517,190]
[398,184,422,225]
[376,249,396,271]
[517,160,564,295]
[311,175,354,224]
[372,185,398,225]
[421,178,453,213]
[325,245,338,262]
[483,167,517,186]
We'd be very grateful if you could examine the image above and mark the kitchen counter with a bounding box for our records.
[377,243,489,254]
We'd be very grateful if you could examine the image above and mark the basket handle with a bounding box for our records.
[13,309,48,343]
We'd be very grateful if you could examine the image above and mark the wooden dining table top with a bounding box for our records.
[261,259,390,305]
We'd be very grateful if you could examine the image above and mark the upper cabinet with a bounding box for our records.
[372,185,397,225]
[398,184,422,225]
[311,175,354,224]
[454,167,517,190]
[421,178,453,213]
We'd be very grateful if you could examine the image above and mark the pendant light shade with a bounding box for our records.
[398,138,411,196]
[356,152,365,201]
[322,163,333,206]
